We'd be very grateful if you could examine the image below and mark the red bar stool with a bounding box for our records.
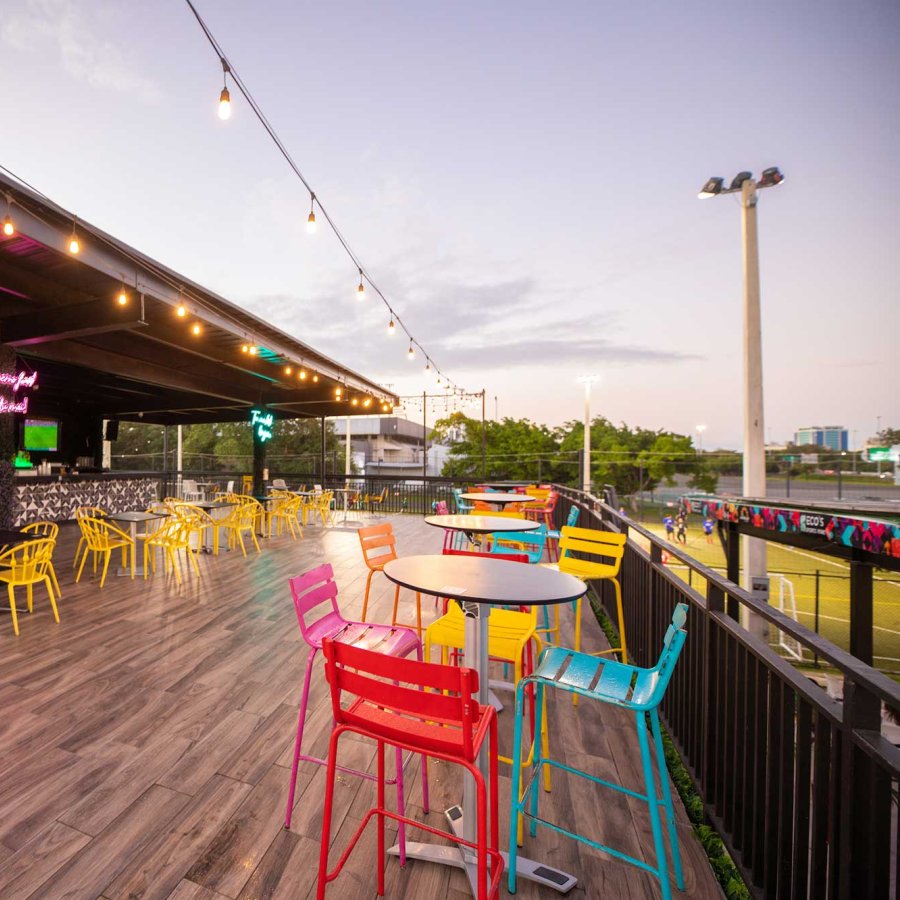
[317,639,503,899]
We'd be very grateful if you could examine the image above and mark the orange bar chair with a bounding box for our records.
[317,639,503,899]
[358,523,422,636]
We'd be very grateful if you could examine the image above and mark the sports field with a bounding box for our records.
[633,519,900,672]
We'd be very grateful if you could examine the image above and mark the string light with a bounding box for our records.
[363,398,372,408]
[2,194,13,236]
[191,321,203,336]
[334,386,342,398]
[312,373,319,383]
[68,219,80,255]
[299,367,307,380]
[407,343,415,362]
[218,60,232,120]
[183,1,464,394]
[283,365,292,376]
[176,302,187,318]
[117,286,128,306]
[387,317,395,336]
[249,344,257,355]
[351,397,359,407]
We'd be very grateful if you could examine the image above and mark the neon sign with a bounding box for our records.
[250,408,274,443]
[0,369,37,414]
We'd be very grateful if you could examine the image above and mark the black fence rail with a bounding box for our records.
[554,485,900,900]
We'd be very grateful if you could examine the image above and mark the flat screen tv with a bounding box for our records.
[23,418,60,452]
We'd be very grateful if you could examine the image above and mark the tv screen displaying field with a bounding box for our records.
[23,418,59,452]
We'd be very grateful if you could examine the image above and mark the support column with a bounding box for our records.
[320,417,326,484]
[252,423,266,497]
[849,555,874,666]
[0,345,16,529]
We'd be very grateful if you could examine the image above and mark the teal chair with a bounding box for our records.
[508,603,689,899]
[451,488,474,514]
[488,523,548,563]
[546,505,579,561]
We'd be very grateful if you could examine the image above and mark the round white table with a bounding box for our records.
[383,554,585,895]
[460,492,538,511]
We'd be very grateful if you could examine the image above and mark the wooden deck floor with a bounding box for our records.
[0,513,721,899]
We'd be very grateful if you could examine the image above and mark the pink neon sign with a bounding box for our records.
[0,369,37,414]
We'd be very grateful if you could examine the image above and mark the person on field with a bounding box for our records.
[703,518,714,544]
[676,514,687,544]
[664,514,675,541]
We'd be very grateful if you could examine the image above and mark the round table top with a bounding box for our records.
[384,554,586,607]
[0,529,38,545]
[460,492,538,506]
[424,515,539,535]
[109,510,169,522]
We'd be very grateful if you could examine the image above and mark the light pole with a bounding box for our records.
[577,375,599,494]
[700,167,784,610]
[696,424,707,454]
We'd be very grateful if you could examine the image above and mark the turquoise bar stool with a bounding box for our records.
[508,603,689,899]
[451,487,474,514]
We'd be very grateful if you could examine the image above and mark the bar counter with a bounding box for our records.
[14,473,159,526]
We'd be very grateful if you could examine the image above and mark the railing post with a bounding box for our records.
[838,678,885,898]
[702,582,725,803]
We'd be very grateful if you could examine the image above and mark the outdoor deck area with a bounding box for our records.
[0,512,720,899]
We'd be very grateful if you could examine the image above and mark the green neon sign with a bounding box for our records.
[251,408,274,443]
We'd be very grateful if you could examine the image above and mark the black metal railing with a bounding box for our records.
[553,485,899,899]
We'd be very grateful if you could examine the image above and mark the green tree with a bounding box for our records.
[558,417,695,495]
[876,427,900,446]
[431,413,566,482]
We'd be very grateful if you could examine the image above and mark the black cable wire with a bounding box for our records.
[182,0,461,391]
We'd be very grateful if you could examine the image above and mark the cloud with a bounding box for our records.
[1,0,161,102]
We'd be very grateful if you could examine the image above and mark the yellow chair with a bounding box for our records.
[364,486,387,516]
[424,585,551,839]
[143,515,200,583]
[241,475,254,495]
[218,500,261,556]
[75,517,135,586]
[0,538,60,636]
[73,506,107,571]
[268,493,303,540]
[311,490,334,527]
[174,503,218,554]
[21,521,61,599]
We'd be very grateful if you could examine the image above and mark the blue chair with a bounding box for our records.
[451,488,474,514]
[546,505,580,562]
[488,523,547,563]
[508,603,689,899]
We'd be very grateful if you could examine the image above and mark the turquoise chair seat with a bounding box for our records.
[508,603,689,899]
[489,523,547,563]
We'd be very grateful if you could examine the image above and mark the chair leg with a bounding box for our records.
[360,569,375,622]
[390,584,401,627]
[651,708,685,889]
[7,585,18,636]
[317,728,341,900]
[99,550,113,588]
[508,680,526,892]
[636,710,673,900]
[393,743,406,867]
[46,576,60,623]
[285,648,317,829]
[377,742,386,894]
[613,578,627,664]
[75,544,90,583]
[48,563,62,599]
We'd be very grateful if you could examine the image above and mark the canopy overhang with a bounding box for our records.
[0,172,398,425]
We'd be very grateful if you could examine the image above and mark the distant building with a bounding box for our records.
[332,416,449,477]
[794,426,848,451]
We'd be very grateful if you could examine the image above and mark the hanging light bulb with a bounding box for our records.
[357,268,365,301]
[218,60,232,120]
[312,373,319,383]
[176,302,187,318]
[284,365,293,376]
[407,343,415,362]
[299,367,307,380]
[68,220,80,255]
[117,286,128,306]
[351,397,359,407]
[241,343,250,354]
[363,398,372,408]
[334,386,342,398]
[387,316,395,336]
[249,344,258,355]
[191,322,203,336]
[425,360,431,374]
[307,194,317,234]
[381,402,389,412]
[1,195,13,236]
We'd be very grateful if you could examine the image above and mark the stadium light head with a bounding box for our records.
[757,166,784,189]
[698,176,724,199]
[729,171,753,190]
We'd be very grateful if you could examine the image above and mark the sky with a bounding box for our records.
[1,0,897,450]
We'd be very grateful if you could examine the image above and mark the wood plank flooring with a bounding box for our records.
[0,513,721,899]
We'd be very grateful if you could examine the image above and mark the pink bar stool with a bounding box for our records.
[283,562,429,856]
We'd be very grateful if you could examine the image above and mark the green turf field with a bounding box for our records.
[633,519,900,671]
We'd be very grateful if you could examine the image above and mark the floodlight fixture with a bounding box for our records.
[757,166,785,189]
[729,171,753,190]
[698,177,724,199]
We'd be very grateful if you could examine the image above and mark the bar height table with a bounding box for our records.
[109,510,168,575]
[383,554,586,895]
[459,492,538,512]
